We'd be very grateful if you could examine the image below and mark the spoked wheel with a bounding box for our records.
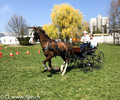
[69,56,77,67]
[94,52,104,69]
[69,54,78,66]
[83,55,94,72]
[70,55,83,68]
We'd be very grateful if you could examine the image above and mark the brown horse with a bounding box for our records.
[32,27,73,75]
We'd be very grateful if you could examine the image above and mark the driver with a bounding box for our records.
[80,31,90,53]
[90,34,97,49]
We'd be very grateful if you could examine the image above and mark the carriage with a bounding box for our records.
[70,43,105,72]
[32,27,104,75]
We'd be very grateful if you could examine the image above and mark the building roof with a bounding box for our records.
[0,33,6,37]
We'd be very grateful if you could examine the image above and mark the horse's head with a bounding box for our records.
[32,27,50,43]
[32,27,40,43]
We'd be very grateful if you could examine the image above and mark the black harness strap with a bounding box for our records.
[42,47,48,52]
[42,40,58,54]
[42,40,49,52]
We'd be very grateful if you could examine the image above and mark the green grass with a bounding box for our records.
[0,44,120,100]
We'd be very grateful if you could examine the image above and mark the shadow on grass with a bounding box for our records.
[41,62,100,77]
[66,64,83,73]
[41,63,86,77]
[41,69,60,77]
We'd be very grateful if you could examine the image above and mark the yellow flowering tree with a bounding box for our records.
[51,3,83,39]
[43,24,58,39]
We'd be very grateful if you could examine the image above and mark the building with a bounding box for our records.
[27,26,42,43]
[0,33,19,45]
[90,15,109,34]
[0,33,6,44]
[27,27,34,43]
[1,36,19,45]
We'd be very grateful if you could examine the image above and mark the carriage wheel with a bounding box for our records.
[83,55,94,72]
[69,55,78,67]
[72,55,82,68]
[94,52,104,69]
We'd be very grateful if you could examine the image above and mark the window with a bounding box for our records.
[15,39,18,42]
[4,39,6,42]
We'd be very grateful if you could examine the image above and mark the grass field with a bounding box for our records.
[0,44,120,100]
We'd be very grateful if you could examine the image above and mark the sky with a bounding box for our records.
[0,0,112,32]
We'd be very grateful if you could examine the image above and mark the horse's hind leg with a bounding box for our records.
[60,61,65,72]
[60,55,66,72]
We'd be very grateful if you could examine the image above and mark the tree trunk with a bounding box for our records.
[113,32,115,44]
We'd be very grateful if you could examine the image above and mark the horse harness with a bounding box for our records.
[42,40,73,57]
[34,30,69,56]
[42,40,58,55]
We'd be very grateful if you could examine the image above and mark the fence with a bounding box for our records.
[94,33,120,44]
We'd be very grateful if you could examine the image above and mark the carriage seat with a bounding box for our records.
[84,43,98,55]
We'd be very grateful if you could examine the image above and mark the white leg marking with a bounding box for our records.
[61,62,68,76]
[60,62,65,72]
[43,64,48,70]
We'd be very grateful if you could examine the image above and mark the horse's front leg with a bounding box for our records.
[48,59,60,71]
[43,55,52,71]
[61,58,69,76]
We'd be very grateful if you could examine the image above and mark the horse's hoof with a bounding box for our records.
[47,67,51,71]
[54,67,60,71]
[44,67,51,71]
[44,68,48,71]
[61,74,64,76]
[61,72,65,76]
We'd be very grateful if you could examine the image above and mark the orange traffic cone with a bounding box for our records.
[0,52,2,57]
[38,50,40,53]
[10,52,13,57]
[16,50,19,55]
[26,50,29,54]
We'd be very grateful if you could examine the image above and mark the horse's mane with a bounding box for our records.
[38,28,45,33]
[44,34,51,40]
[38,28,51,40]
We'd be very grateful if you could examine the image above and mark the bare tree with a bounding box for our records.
[6,14,28,40]
[116,0,120,29]
[108,0,120,44]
